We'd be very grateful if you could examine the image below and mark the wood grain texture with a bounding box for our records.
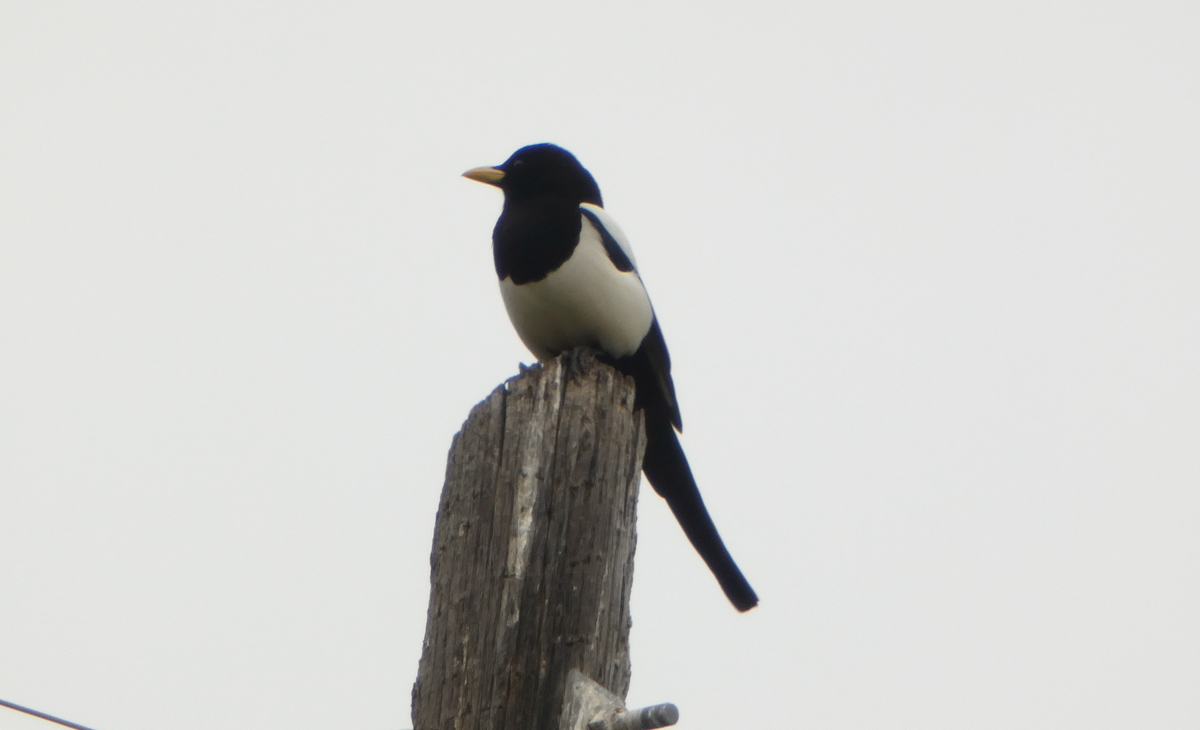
[412,348,646,730]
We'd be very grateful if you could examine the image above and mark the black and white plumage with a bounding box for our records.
[464,143,758,612]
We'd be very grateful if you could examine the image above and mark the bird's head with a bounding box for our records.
[463,143,603,207]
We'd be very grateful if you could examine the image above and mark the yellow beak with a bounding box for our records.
[462,166,505,187]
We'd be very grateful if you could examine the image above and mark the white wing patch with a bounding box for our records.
[580,202,639,271]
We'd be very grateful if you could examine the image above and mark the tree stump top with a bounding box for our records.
[412,349,646,730]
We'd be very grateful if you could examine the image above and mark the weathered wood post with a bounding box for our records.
[412,348,646,730]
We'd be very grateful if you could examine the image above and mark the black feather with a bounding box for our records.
[609,341,758,611]
[580,208,635,274]
[491,145,603,284]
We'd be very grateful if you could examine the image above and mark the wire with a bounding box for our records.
[0,698,99,730]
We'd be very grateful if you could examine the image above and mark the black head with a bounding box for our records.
[464,144,603,207]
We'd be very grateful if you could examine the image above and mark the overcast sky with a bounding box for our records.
[2,2,1197,729]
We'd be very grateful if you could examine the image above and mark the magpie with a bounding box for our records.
[463,143,758,612]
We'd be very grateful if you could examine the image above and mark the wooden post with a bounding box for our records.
[412,348,646,730]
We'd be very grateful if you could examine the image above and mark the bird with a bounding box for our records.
[463,143,758,612]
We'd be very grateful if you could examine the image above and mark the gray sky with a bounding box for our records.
[2,2,1197,729]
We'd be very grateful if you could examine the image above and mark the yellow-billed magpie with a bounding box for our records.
[464,143,758,612]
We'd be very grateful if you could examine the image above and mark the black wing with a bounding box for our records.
[580,207,635,274]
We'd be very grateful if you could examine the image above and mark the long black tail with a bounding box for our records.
[640,410,759,612]
[604,331,758,612]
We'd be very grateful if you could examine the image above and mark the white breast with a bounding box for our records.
[500,209,654,360]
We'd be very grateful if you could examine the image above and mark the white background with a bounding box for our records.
[2,2,1197,729]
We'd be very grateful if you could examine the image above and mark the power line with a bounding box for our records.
[0,697,99,730]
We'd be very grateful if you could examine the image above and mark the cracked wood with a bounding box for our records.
[412,349,646,730]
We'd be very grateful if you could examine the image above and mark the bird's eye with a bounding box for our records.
[512,159,525,168]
